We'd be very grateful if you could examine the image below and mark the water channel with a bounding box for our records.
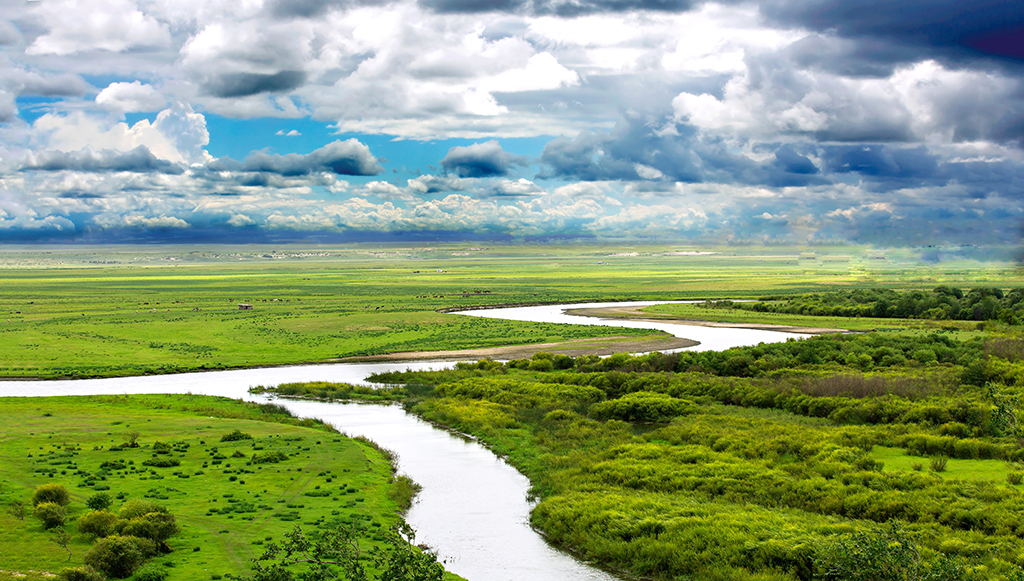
[2,301,811,581]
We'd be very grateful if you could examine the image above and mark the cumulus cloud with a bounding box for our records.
[440,140,528,177]
[25,0,171,55]
[21,146,185,174]
[96,82,167,113]
[32,103,210,165]
[207,139,383,176]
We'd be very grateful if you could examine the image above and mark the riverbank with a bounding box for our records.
[340,334,698,362]
[565,305,850,334]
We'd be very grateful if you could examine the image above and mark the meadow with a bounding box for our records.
[315,322,1024,580]
[0,394,445,581]
[2,242,1021,581]
[0,244,1018,379]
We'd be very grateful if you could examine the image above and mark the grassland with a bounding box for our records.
[0,394,439,581]
[0,243,1018,379]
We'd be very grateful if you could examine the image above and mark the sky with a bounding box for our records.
[0,0,1022,246]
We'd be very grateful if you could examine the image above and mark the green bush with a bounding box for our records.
[118,499,168,520]
[87,492,114,511]
[142,458,180,468]
[118,512,179,544]
[84,535,150,579]
[58,566,105,581]
[589,391,695,422]
[1008,472,1023,485]
[34,501,67,529]
[78,510,119,538]
[930,455,949,472]
[220,429,253,442]
[251,451,289,464]
[130,564,169,581]
[33,483,70,506]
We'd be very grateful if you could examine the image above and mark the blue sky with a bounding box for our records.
[0,0,1022,246]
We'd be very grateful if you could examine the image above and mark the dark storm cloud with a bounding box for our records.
[440,141,527,178]
[421,0,704,15]
[206,139,383,177]
[203,70,307,98]
[760,0,1024,68]
[267,0,393,18]
[772,145,818,175]
[21,146,185,175]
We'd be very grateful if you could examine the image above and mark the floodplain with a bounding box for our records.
[1,243,1022,581]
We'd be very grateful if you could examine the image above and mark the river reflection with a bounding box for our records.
[1,301,810,581]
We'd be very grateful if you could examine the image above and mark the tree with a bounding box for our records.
[52,528,74,562]
[8,500,26,520]
[84,535,151,579]
[78,510,119,538]
[86,492,113,511]
[248,523,444,581]
[33,483,70,507]
[35,501,68,529]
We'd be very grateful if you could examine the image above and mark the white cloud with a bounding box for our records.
[25,0,171,55]
[32,103,209,164]
[96,82,167,113]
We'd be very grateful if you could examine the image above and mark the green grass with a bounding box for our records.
[0,243,1017,379]
[872,446,1022,482]
[0,395,428,581]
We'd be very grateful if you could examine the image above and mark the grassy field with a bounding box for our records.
[0,394,435,581]
[0,244,1018,379]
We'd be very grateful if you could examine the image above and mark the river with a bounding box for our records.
[1,301,809,581]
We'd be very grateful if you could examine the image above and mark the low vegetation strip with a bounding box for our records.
[263,329,1024,581]
[0,395,441,581]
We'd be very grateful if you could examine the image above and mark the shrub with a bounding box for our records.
[142,458,180,468]
[78,510,119,538]
[34,501,67,529]
[87,492,114,511]
[220,430,253,442]
[130,564,168,581]
[119,499,168,520]
[1008,472,1023,485]
[589,391,696,422]
[84,536,149,579]
[118,512,179,544]
[930,455,949,472]
[251,451,289,464]
[58,566,105,581]
[33,483,70,506]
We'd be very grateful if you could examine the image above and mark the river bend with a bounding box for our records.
[1,302,809,581]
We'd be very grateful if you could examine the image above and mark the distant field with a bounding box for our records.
[0,244,1017,378]
[0,394,415,581]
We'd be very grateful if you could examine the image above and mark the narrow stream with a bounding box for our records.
[1,302,810,581]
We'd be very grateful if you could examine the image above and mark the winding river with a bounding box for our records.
[2,302,810,581]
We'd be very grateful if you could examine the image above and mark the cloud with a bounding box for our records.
[420,0,703,16]
[440,140,528,177]
[759,0,1024,68]
[204,70,308,98]
[407,174,468,194]
[25,0,171,55]
[21,146,185,174]
[207,139,383,176]
[96,82,167,113]
[484,178,543,197]
[276,130,302,136]
[32,103,209,164]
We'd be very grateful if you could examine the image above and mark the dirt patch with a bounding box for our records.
[566,306,848,334]
[339,334,698,363]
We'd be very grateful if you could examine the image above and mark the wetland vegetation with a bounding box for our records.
[2,243,1022,580]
